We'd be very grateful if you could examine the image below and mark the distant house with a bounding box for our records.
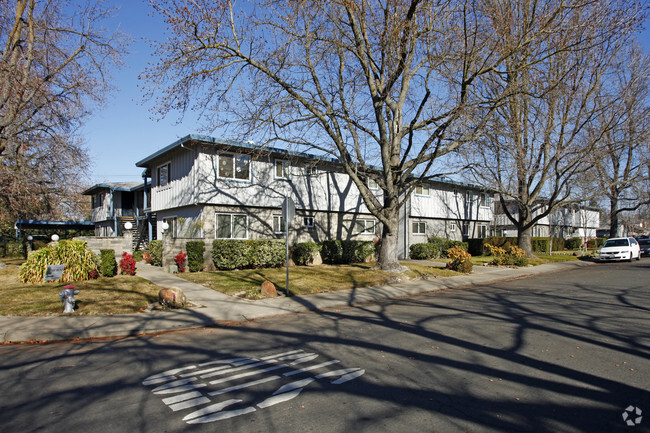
[495,200,600,240]
[82,182,153,249]
[135,135,495,259]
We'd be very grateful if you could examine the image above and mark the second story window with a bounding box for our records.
[219,154,251,181]
[92,193,104,208]
[157,162,170,186]
[275,160,290,179]
[481,193,491,207]
[415,184,430,196]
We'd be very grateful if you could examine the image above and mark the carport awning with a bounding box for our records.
[15,219,94,231]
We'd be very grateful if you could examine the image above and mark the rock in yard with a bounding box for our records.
[159,287,187,308]
[261,280,278,298]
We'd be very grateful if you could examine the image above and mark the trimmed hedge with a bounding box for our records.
[483,236,565,253]
[427,237,468,258]
[186,241,205,272]
[148,240,163,266]
[409,243,437,260]
[212,239,285,270]
[565,237,583,250]
[292,242,320,266]
[320,240,374,264]
[99,249,117,277]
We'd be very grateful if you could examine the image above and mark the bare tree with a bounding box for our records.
[0,0,126,156]
[460,0,644,256]
[0,134,91,235]
[586,46,650,237]
[144,0,603,270]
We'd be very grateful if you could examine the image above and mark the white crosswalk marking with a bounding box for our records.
[143,350,365,424]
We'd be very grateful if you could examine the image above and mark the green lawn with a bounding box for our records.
[178,262,459,298]
[0,258,162,316]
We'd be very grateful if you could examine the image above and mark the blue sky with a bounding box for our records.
[83,1,650,185]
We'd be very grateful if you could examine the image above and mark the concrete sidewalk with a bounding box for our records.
[0,260,594,343]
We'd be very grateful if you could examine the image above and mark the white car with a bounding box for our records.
[599,237,641,262]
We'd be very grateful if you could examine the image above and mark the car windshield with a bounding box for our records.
[603,239,629,247]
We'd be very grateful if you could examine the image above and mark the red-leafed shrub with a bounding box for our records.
[119,252,137,276]
[174,251,187,272]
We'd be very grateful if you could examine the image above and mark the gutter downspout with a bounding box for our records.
[110,188,117,237]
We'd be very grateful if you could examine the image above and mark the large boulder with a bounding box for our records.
[158,287,187,308]
[261,280,278,298]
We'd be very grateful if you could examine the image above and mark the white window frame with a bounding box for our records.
[415,183,430,196]
[275,159,291,179]
[481,193,491,207]
[215,213,248,239]
[157,161,171,187]
[449,222,456,232]
[273,214,285,233]
[412,221,426,235]
[477,224,487,238]
[355,219,375,235]
[304,165,318,176]
[303,216,315,228]
[218,153,251,181]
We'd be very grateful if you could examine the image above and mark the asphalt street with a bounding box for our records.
[0,260,648,432]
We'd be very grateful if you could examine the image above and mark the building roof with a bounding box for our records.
[15,219,94,231]
[82,182,145,196]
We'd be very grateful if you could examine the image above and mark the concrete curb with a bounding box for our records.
[0,260,595,344]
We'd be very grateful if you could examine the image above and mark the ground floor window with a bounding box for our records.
[216,213,247,239]
[273,215,286,233]
[477,224,487,239]
[412,221,426,235]
[303,216,315,228]
[355,219,375,235]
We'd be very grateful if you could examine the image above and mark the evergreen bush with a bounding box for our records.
[320,240,343,264]
[186,241,205,272]
[100,249,117,277]
[292,242,321,265]
[409,243,436,260]
[247,239,285,268]
[212,239,250,270]
[148,240,162,266]
[565,237,583,250]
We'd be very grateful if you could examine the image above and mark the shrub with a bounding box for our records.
[100,249,117,277]
[531,237,549,252]
[446,246,472,273]
[18,239,98,283]
[149,240,162,266]
[119,252,137,275]
[409,243,436,260]
[565,237,583,250]
[174,251,187,272]
[211,239,285,270]
[212,239,251,270]
[466,238,486,256]
[428,237,468,258]
[133,250,144,262]
[320,240,343,264]
[292,242,321,265]
[342,240,375,263]
[587,238,606,248]
[186,241,205,272]
[320,240,374,264]
[489,245,527,266]
[142,251,151,264]
[247,239,285,268]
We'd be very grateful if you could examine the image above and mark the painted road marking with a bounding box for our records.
[142,349,365,424]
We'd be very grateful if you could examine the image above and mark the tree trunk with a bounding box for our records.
[377,214,408,273]
[609,197,623,237]
[517,226,535,258]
